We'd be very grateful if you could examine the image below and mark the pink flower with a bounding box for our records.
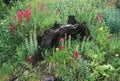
[60,46,65,50]
[59,38,64,42]
[107,35,111,39]
[98,12,102,19]
[14,15,17,20]
[95,12,102,23]
[16,9,32,24]
[74,51,79,58]
[38,3,47,12]
[24,9,32,21]
[28,55,32,60]
[17,10,24,24]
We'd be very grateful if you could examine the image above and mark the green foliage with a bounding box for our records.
[16,44,27,60]
[115,0,120,9]
[102,9,120,34]
[24,30,38,56]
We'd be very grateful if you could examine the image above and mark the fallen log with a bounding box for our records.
[32,15,92,65]
[39,22,92,49]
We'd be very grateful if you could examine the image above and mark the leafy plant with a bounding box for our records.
[102,9,120,34]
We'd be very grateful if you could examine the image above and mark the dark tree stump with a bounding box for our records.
[33,15,92,65]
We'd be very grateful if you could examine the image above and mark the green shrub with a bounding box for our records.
[115,0,120,9]
[103,9,120,34]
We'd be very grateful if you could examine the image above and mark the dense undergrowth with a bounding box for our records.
[0,0,120,81]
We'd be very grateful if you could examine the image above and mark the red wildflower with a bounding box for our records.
[14,15,17,20]
[74,51,79,58]
[38,3,47,12]
[98,12,102,19]
[9,22,16,35]
[59,38,64,42]
[24,9,32,21]
[95,12,102,23]
[107,35,111,39]
[60,46,65,50]
[16,9,32,24]
[17,10,24,24]
[28,55,32,60]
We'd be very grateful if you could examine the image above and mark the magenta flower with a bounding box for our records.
[107,35,111,39]
[13,15,17,20]
[16,8,32,24]
[95,12,103,23]
[38,3,47,12]
[28,55,32,61]
[74,51,79,58]
[59,38,64,42]
[17,10,24,24]
[24,9,32,21]
[60,46,65,50]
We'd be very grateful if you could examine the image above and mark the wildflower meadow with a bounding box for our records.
[0,0,120,81]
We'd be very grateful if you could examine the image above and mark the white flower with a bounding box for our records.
[115,54,119,57]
